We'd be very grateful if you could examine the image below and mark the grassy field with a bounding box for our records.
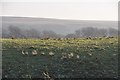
[1,37,118,79]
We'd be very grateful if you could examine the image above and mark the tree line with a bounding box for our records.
[2,26,118,39]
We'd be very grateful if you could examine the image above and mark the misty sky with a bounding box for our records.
[0,0,119,20]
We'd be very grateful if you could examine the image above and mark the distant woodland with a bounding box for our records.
[2,26,118,39]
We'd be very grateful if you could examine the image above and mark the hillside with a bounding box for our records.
[1,16,118,35]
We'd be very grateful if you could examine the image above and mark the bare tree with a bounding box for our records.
[42,30,60,38]
[8,26,23,38]
[2,28,10,38]
[108,28,118,36]
[81,27,97,37]
[99,28,108,37]
[65,33,77,38]
[3,26,118,39]
[75,29,83,38]
[24,29,41,38]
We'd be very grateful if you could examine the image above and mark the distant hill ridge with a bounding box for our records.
[1,16,118,35]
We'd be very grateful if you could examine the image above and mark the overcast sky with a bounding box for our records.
[0,0,119,21]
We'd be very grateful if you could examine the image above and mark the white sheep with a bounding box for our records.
[22,50,28,55]
[49,52,54,56]
[32,50,38,56]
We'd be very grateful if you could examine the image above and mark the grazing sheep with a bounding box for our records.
[73,38,76,40]
[61,53,67,59]
[57,38,64,41]
[57,38,61,41]
[96,37,102,40]
[22,50,28,55]
[68,53,74,59]
[49,52,54,56]
[103,36,106,37]
[41,52,45,55]
[22,50,25,55]
[68,54,71,59]
[53,38,56,40]
[32,50,38,56]
[109,36,114,38]
[106,36,114,39]
[86,37,92,39]
[88,53,92,56]
[70,53,74,57]
[44,37,50,40]
[11,37,15,39]
[65,38,69,40]
[25,51,29,55]
[76,55,80,59]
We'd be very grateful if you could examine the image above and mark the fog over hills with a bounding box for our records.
[2,16,118,35]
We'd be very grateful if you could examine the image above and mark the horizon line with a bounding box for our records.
[0,15,118,21]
